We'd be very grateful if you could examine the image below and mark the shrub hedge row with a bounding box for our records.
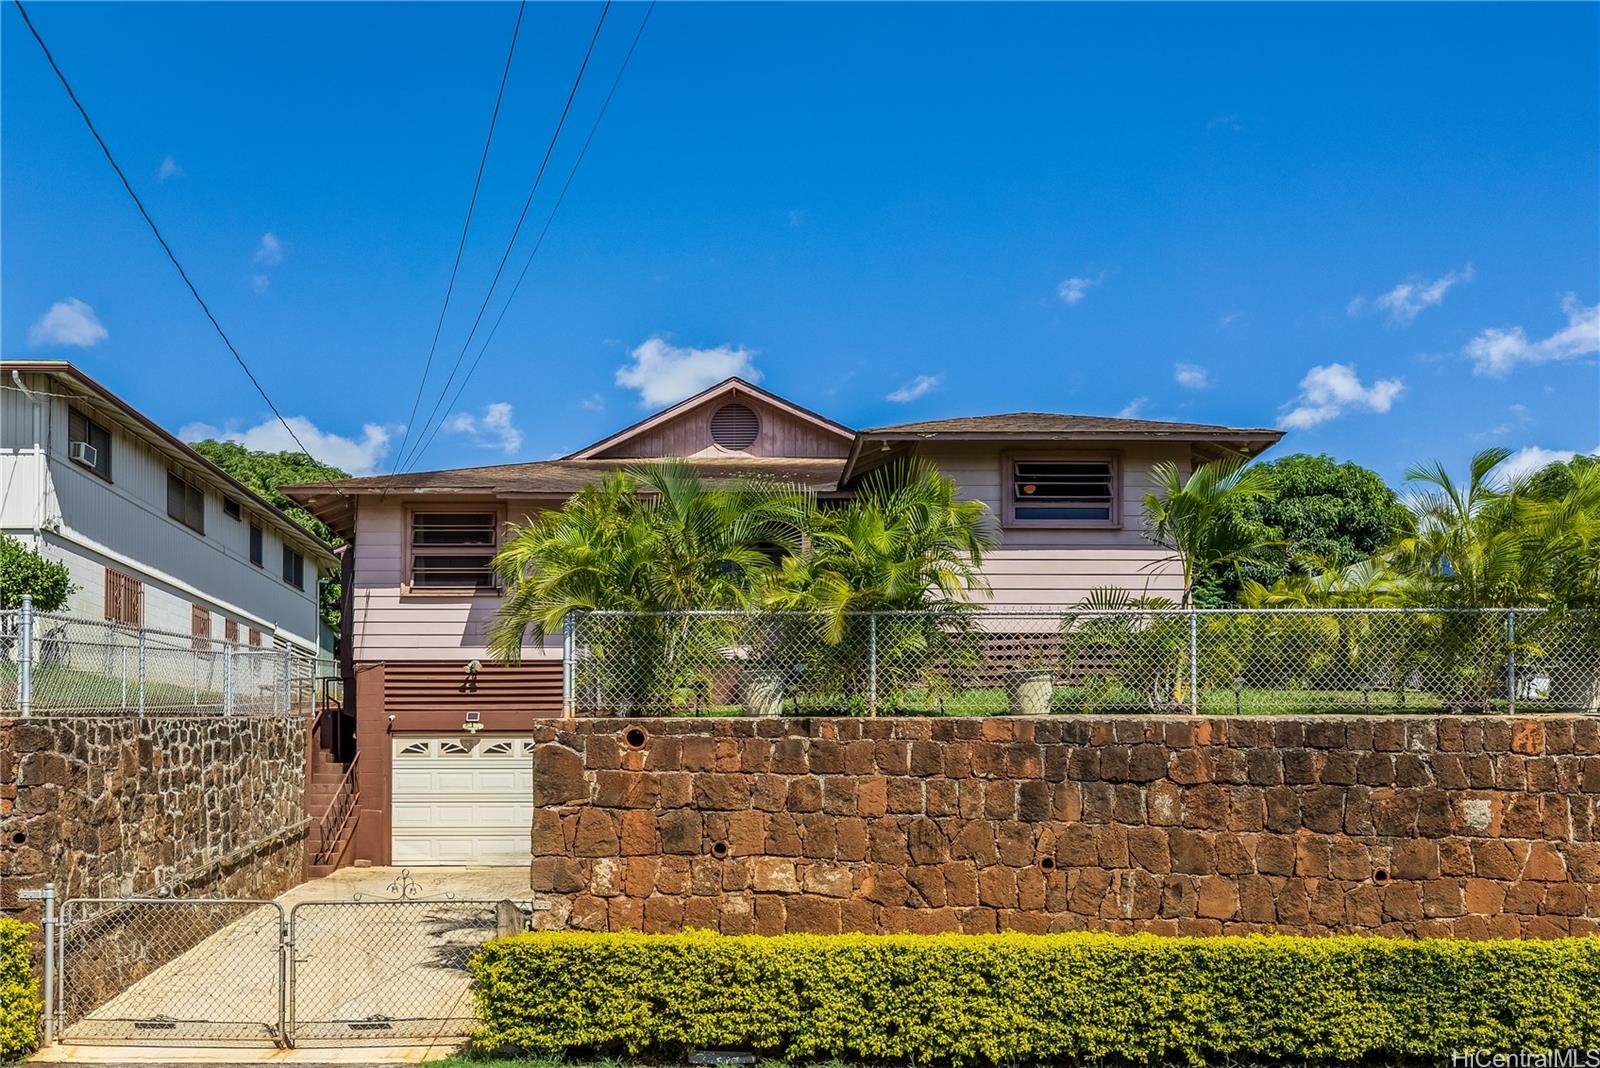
[470,930,1600,1065]
[0,919,39,1063]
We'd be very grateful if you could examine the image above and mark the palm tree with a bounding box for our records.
[1142,458,1277,605]
[487,461,810,661]
[760,459,994,711]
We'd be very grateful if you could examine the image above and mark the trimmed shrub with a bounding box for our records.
[470,930,1600,1065]
[0,919,40,1063]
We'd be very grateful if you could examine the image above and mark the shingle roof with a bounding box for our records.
[288,456,847,496]
[861,412,1281,436]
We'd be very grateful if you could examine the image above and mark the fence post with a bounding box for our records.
[20,882,54,1045]
[223,642,234,715]
[17,594,32,716]
[1188,608,1200,715]
[562,611,576,718]
[120,643,128,709]
[281,647,291,712]
[1506,608,1517,714]
[137,627,147,713]
[868,613,879,718]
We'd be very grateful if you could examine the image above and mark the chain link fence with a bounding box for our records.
[569,607,1600,716]
[1,602,318,714]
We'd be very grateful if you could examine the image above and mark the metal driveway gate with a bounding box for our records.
[58,897,287,1044]
[51,892,532,1047]
[288,899,528,1042]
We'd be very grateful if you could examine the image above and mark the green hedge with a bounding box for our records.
[470,930,1600,1065]
[0,919,40,1063]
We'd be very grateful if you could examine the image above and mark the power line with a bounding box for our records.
[405,2,656,472]
[11,0,350,503]
[393,0,613,475]
[385,0,528,489]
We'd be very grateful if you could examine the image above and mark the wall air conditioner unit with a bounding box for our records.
[68,441,98,468]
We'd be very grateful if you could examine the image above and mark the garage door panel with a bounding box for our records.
[390,735,533,866]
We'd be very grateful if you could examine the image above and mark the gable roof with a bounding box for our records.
[565,377,855,459]
[861,412,1283,438]
[2,359,340,567]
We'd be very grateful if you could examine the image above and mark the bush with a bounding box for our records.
[470,930,1600,1065]
[0,919,40,1062]
[0,536,73,612]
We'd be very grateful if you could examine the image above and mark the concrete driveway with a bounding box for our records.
[55,867,535,1052]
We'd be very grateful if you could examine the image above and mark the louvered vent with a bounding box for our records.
[709,403,760,450]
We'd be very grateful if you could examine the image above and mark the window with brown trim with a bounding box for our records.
[68,408,113,482]
[408,511,500,590]
[1003,453,1120,528]
[191,605,211,649]
[224,619,239,644]
[223,497,242,521]
[249,522,264,567]
[167,471,205,534]
[103,567,142,627]
[248,627,262,648]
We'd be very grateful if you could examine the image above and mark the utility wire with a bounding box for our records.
[393,0,613,476]
[406,2,655,472]
[12,0,350,503]
[384,0,528,490]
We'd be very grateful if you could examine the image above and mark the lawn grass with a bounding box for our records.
[0,661,230,710]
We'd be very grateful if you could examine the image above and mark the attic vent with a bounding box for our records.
[709,403,760,450]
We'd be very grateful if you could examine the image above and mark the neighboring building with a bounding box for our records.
[284,377,1281,868]
[1,360,337,656]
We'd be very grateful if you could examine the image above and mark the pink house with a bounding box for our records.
[285,378,1280,868]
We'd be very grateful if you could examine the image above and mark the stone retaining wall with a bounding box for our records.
[530,716,1600,938]
[1,715,308,926]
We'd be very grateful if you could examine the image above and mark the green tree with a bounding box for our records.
[1523,453,1599,502]
[1142,457,1277,607]
[0,536,74,611]
[1198,453,1411,605]
[187,440,347,632]
[762,459,993,633]
[488,460,810,658]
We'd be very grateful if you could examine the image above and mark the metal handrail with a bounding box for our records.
[311,755,359,866]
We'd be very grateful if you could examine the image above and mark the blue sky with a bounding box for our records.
[5,2,1597,483]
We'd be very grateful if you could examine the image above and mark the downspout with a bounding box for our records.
[11,370,44,542]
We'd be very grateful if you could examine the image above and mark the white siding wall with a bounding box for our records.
[909,442,1187,607]
[1,372,323,650]
[350,501,561,662]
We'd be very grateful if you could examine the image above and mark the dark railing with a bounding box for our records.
[311,754,359,867]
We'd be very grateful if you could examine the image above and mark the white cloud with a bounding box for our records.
[787,209,805,228]
[886,374,942,403]
[579,392,606,413]
[1499,445,1600,483]
[28,298,108,349]
[254,232,284,267]
[1465,294,1600,377]
[250,274,271,294]
[1218,311,1244,330]
[1349,264,1473,325]
[615,337,760,408]
[1057,275,1100,305]
[1277,363,1404,430]
[1174,362,1210,389]
[1207,113,1242,132]
[442,401,523,455]
[1116,396,1148,419]
[179,416,392,476]
[157,155,183,180]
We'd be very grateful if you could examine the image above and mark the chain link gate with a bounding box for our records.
[52,893,535,1047]
[58,897,288,1044]
[288,899,531,1043]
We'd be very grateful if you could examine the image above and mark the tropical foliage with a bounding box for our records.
[1141,456,1276,605]
[0,536,74,611]
[188,439,348,632]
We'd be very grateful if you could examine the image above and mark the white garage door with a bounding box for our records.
[391,735,533,866]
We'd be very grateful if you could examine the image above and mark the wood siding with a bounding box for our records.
[592,392,850,459]
[381,660,563,713]
[351,500,563,661]
[907,442,1187,605]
